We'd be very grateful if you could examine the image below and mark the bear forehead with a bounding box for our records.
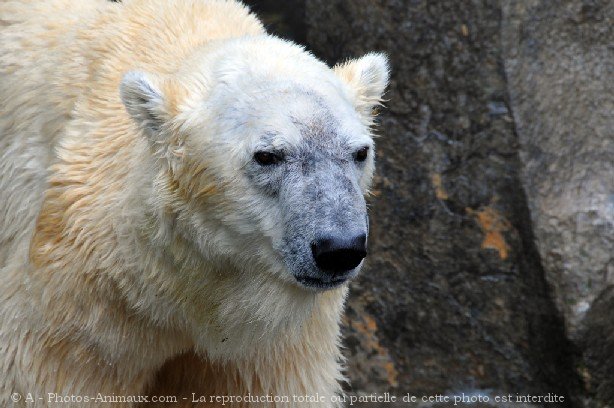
[248,86,365,147]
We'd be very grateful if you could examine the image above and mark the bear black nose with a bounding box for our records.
[311,233,367,274]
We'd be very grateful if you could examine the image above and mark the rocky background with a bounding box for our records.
[242,0,613,407]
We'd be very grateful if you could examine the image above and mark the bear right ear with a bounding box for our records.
[120,71,169,142]
[333,53,390,120]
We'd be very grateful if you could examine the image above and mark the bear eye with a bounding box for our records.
[254,151,283,166]
[354,146,369,163]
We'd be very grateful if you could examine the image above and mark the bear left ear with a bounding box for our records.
[333,52,390,118]
[120,71,169,142]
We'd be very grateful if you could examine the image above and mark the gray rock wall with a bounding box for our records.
[502,0,613,403]
[502,0,613,338]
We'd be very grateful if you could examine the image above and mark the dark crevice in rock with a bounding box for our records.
[582,287,614,403]
[500,32,583,406]
[507,162,583,404]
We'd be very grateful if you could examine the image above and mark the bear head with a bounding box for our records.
[120,37,389,294]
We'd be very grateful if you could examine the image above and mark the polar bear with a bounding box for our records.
[0,0,389,406]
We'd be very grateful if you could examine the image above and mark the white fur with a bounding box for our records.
[0,0,389,406]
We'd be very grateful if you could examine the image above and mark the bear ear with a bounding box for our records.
[333,52,390,118]
[120,71,169,141]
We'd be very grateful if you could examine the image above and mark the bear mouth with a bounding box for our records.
[295,274,351,290]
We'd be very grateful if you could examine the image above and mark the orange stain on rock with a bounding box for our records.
[467,206,511,260]
[351,313,399,387]
[431,173,449,200]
